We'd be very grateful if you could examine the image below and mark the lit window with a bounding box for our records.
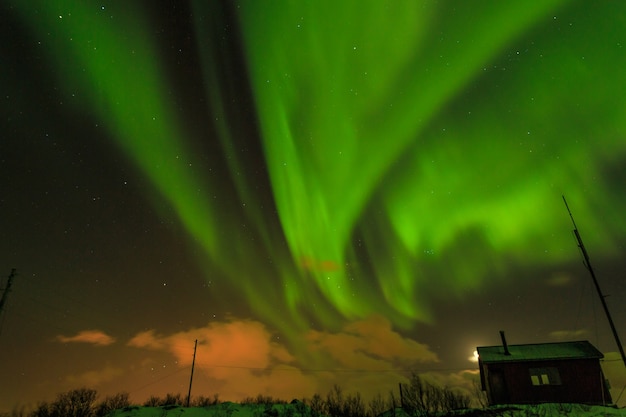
[529,367,561,386]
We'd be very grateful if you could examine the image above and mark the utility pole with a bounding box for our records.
[563,196,626,368]
[0,269,16,320]
[186,339,198,407]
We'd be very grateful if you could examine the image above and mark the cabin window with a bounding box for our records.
[529,367,561,386]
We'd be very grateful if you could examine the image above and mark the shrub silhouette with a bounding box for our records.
[368,392,394,417]
[303,384,369,417]
[191,394,221,407]
[141,393,184,407]
[162,393,183,407]
[400,373,471,416]
[28,388,97,417]
[142,395,162,407]
[94,392,130,416]
[241,394,287,405]
[5,376,481,417]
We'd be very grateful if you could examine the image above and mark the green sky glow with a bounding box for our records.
[234,0,626,326]
[16,2,232,260]
[15,1,626,336]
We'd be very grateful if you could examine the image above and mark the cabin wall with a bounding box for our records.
[483,359,610,405]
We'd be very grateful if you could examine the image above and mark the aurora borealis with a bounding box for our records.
[1,0,626,411]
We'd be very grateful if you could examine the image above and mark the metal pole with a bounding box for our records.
[563,196,626,368]
[0,269,16,319]
[186,339,198,407]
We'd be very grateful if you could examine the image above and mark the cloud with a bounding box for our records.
[56,329,116,346]
[63,365,124,386]
[303,315,441,400]
[414,369,483,406]
[126,316,443,402]
[548,329,588,339]
[306,315,439,368]
[126,329,168,351]
[127,318,315,400]
[128,319,293,370]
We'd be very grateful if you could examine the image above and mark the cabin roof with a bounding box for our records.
[477,340,604,363]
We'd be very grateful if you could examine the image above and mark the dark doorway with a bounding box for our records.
[489,369,510,404]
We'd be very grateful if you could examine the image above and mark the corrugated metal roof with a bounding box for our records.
[477,340,604,363]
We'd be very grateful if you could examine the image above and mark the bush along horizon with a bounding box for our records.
[0,373,483,417]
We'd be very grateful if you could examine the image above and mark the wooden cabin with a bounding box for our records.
[477,333,611,406]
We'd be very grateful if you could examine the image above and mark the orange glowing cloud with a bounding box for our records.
[125,316,448,402]
[307,315,439,368]
[128,319,292,369]
[127,319,317,400]
[300,315,441,401]
[56,329,116,346]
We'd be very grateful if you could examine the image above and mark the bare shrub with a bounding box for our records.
[471,380,488,409]
[304,384,368,417]
[94,392,130,416]
[368,392,393,417]
[442,385,471,411]
[143,396,162,407]
[306,393,324,417]
[400,373,431,415]
[388,389,399,411]
[325,384,345,417]
[400,373,471,416]
[192,394,220,407]
[29,401,51,417]
[290,399,309,417]
[162,393,183,406]
[49,388,97,417]
[342,391,365,417]
[241,394,286,405]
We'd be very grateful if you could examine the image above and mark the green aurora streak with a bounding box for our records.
[233,0,626,325]
[14,1,626,336]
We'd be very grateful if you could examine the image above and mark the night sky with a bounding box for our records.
[1,0,626,411]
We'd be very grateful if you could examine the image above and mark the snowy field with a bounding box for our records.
[105,402,626,417]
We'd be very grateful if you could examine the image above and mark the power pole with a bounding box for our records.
[186,339,198,407]
[563,196,626,368]
[0,269,16,320]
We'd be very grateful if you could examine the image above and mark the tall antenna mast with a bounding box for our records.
[563,196,626,368]
[0,269,16,320]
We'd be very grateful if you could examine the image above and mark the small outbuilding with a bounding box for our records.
[477,332,612,406]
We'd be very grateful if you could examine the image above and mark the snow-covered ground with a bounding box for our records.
[104,402,626,417]
[105,402,306,417]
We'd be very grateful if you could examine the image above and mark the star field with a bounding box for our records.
[1,0,626,411]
